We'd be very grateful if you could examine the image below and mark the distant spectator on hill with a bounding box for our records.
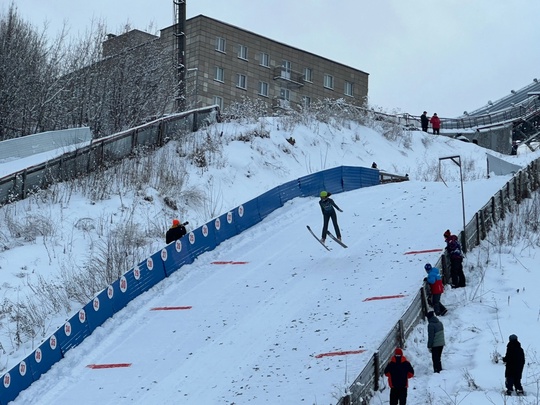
[511,141,518,155]
[430,113,441,135]
[420,111,429,132]
[166,219,188,244]
[371,162,378,169]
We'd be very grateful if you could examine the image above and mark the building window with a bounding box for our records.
[280,88,290,101]
[259,81,269,97]
[238,45,248,60]
[214,66,224,82]
[260,52,270,67]
[236,73,247,89]
[345,81,354,97]
[281,60,292,80]
[324,74,334,89]
[213,96,223,110]
[304,68,313,83]
[216,36,226,53]
[302,96,311,108]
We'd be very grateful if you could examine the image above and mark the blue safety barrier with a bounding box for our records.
[85,287,115,332]
[0,166,379,403]
[162,237,195,277]
[56,310,91,355]
[0,353,35,405]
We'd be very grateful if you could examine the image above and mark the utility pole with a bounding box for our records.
[173,0,186,111]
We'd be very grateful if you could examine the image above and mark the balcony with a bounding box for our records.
[273,67,304,88]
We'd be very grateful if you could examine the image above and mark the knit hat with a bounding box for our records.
[320,191,328,198]
[509,334,518,341]
[444,229,451,238]
[172,219,180,227]
[424,263,432,272]
[394,348,403,356]
[427,311,435,319]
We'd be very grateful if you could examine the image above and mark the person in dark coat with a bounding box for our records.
[420,111,429,132]
[503,334,525,395]
[384,348,414,405]
[430,113,441,134]
[319,191,343,243]
[447,239,466,287]
[166,218,187,244]
[427,311,445,373]
[424,263,448,316]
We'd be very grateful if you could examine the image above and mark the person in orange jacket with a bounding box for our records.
[166,218,188,244]
[384,348,414,405]
[430,113,441,134]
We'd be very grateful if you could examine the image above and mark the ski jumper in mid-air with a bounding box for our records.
[319,191,343,243]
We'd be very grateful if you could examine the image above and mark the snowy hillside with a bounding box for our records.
[1,112,540,404]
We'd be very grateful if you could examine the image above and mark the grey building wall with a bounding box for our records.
[157,15,369,112]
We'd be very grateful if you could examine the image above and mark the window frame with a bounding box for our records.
[238,44,248,60]
[323,74,334,90]
[215,36,226,53]
[258,81,269,97]
[303,68,313,83]
[260,52,270,67]
[213,96,223,110]
[214,66,224,83]
[344,81,354,97]
[236,73,247,89]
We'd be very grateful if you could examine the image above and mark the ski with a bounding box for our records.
[306,225,331,251]
[326,231,348,248]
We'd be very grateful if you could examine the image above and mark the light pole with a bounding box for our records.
[186,67,198,108]
[438,155,467,253]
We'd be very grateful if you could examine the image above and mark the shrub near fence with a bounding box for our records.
[0,165,380,405]
[337,157,540,405]
[0,106,220,206]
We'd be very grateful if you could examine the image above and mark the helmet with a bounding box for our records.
[172,219,180,226]
[320,191,328,198]
[424,263,432,271]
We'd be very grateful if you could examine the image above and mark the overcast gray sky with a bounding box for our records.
[7,0,540,117]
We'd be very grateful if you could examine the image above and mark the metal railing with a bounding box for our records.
[0,106,220,206]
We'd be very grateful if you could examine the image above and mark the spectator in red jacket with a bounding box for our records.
[384,348,414,405]
[430,113,441,134]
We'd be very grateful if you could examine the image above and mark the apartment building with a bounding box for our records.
[104,15,369,113]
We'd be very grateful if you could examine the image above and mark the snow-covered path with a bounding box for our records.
[13,176,510,404]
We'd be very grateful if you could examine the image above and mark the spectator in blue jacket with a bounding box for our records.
[384,348,414,404]
[424,263,448,316]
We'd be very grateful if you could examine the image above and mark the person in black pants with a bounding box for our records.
[318,191,343,243]
[420,111,429,132]
[504,334,525,395]
[384,348,414,405]
[427,311,445,373]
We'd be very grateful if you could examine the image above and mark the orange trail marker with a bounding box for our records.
[150,306,192,311]
[404,248,442,255]
[87,363,132,369]
[363,295,406,302]
[315,349,366,359]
